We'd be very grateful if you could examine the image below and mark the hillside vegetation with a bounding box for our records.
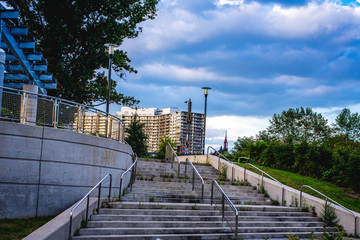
[225,107,360,212]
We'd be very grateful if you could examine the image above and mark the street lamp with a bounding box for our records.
[202,87,211,154]
[184,98,192,154]
[104,43,119,114]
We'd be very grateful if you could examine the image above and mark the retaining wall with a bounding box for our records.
[0,121,133,219]
[180,154,360,235]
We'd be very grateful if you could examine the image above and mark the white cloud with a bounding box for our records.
[139,63,243,82]
[206,115,270,149]
[122,1,360,52]
[314,103,360,124]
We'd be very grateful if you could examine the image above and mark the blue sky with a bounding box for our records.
[111,0,360,150]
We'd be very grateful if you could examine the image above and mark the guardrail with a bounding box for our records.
[119,154,138,199]
[184,158,205,201]
[300,185,358,235]
[0,86,125,142]
[206,146,234,181]
[244,163,285,205]
[211,180,238,239]
[165,142,180,177]
[69,173,112,240]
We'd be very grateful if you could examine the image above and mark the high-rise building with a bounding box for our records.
[81,107,204,154]
[117,107,204,154]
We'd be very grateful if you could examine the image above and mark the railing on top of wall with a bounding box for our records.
[300,185,358,235]
[206,146,235,182]
[0,86,125,142]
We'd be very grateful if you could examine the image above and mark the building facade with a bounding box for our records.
[82,107,204,154]
[117,107,204,154]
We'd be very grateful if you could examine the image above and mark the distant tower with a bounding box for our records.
[223,130,228,152]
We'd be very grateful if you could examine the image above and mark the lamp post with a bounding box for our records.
[104,43,119,114]
[201,87,211,154]
[184,98,192,154]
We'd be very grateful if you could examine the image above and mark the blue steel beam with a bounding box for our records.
[1,20,46,94]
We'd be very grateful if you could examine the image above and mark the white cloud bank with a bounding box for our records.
[123,0,360,52]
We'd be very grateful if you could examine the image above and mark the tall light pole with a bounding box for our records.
[202,87,211,154]
[104,43,119,114]
[184,98,192,154]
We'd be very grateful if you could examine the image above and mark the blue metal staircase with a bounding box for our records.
[0,0,56,94]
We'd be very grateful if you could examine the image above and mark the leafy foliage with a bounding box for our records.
[333,108,360,143]
[125,114,148,157]
[157,136,177,159]
[15,0,159,105]
[231,107,360,192]
[267,107,331,144]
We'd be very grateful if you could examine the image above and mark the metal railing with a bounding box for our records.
[244,163,284,205]
[119,154,138,199]
[211,180,238,239]
[300,185,358,235]
[69,173,112,240]
[165,142,180,177]
[184,158,205,201]
[0,86,125,142]
[206,146,235,181]
[238,157,250,163]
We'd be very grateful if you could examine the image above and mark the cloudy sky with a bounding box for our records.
[112,0,360,150]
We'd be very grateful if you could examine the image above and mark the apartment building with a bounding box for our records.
[117,107,204,154]
[81,107,204,153]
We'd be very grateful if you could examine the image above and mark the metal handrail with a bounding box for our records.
[69,173,112,240]
[119,153,138,198]
[211,180,238,239]
[166,142,180,177]
[244,163,284,205]
[238,157,250,163]
[300,185,358,235]
[184,158,205,201]
[206,146,235,181]
[0,86,125,142]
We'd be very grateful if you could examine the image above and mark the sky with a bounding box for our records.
[111,0,360,150]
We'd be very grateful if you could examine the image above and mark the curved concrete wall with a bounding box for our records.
[0,121,133,219]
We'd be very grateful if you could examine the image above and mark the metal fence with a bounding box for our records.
[0,86,125,142]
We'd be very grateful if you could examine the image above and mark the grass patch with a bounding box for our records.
[0,216,54,240]
[235,162,360,213]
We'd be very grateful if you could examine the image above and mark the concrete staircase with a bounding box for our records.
[73,158,334,239]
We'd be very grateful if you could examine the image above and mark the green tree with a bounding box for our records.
[157,136,176,159]
[267,107,330,144]
[16,0,159,105]
[125,114,148,157]
[333,108,360,143]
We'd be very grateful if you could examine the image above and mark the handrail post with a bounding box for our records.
[108,174,112,201]
[235,213,238,240]
[97,183,101,213]
[185,158,188,178]
[119,177,123,199]
[355,216,358,236]
[244,165,247,182]
[222,194,225,220]
[192,168,195,191]
[232,165,234,182]
[218,154,220,171]
[201,183,204,202]
[211,181,214,205]
[178,160,180,178]
[85,196,89,226]
[261,172,264,188]
[69,214,73,240]
[300,186,303,208]
[281,187,285,206]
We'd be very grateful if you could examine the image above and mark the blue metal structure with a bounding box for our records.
[0,0,56,94]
